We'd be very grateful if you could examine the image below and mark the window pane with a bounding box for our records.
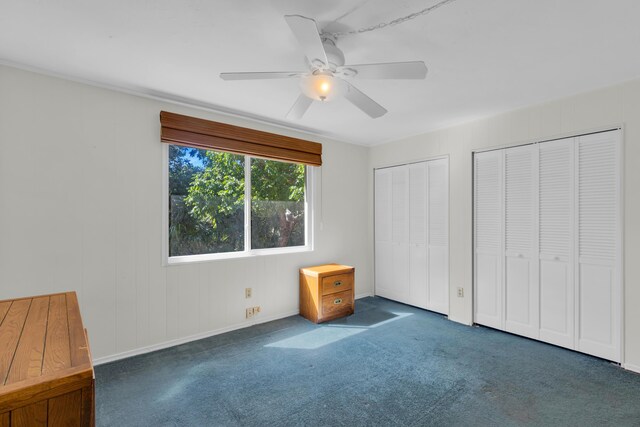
[169,145,245,256]
[251,159,306,249]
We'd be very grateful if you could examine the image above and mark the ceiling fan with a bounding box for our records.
[220,15,428,119]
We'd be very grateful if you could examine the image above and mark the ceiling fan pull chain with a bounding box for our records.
[322,0,458,39]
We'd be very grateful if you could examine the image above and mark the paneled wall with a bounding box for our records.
[3,62,640,372]
[369,78,640,372]
[0,65,372,362]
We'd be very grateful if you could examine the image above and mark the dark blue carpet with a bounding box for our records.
[95,297,640,426]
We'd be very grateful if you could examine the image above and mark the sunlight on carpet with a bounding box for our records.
[265,312,412,349]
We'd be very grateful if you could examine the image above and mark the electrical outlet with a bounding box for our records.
[457,287,464,298]
[245,288,252,299]
[246,308,254,319]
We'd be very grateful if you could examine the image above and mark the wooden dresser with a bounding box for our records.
[0,292,94,427]
[299,264,355,323]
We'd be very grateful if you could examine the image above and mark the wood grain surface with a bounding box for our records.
[160,111,323,166]
[299,264,355,323]
[0,292,94,426]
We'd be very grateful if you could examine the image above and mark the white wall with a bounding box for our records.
[0,64,372,362]
[3,62,639,371]
[369,78,640,372]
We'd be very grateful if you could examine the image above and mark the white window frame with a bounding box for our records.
[162,144,314,265]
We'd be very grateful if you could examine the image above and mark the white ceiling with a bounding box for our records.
[1,0,640,145]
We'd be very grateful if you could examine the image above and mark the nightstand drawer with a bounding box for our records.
[321,273,353,296]
[322,290,353,318]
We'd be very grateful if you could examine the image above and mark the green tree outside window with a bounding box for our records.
[168,145,306,257]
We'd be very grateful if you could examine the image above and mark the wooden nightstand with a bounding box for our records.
[299,264,355,323]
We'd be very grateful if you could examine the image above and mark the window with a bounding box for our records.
[166,144,311,262]
[160,111,320,263]
[250,158,306,249]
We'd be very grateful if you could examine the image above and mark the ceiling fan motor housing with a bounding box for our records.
[320,38,345,70]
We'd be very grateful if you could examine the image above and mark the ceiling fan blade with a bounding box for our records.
[284,15,328,67]
[286,94,313,120]
[340,61,428,79]
[220,71,305,81]
[343,82,387,119]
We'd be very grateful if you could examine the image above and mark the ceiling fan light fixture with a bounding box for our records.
[300,72,343,102]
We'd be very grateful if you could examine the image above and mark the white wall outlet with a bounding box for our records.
[245,288,252,299]
[457,287,464,298]
[246,308,254,319]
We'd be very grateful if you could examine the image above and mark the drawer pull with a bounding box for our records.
[333,298,343,305]
[333,280,343,287]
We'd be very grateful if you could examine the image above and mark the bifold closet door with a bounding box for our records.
[576,132,621,362]
[374,168,393,299]
[375,159,449,314]
[375,166,410,303]
[538,138,575,349]
[409,162,428,308]
[473,130,622,363]
[504,145,539,338]
[391,166,411,303]
[474,150,504,329]
[426,159,449,314]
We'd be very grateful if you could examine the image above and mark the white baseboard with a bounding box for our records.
[93,309,298,366]
[356,292,374,299]
[624,363,640,374]
[94,293,374,366]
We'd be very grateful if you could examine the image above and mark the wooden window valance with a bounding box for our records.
[160,111,322,166]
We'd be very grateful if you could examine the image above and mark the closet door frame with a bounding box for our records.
[471,126,624,364]
[617,128,625,367]
[373,155,450,314]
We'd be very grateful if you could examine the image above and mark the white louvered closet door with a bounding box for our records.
[375,159,449,312]
[473,129,622,363]
[378,166,411,303]
[392,166,411,303]
[538,138,575,349]
[409,162,428,309]
[427,159,449,314]
[374,168,393,299]
[504,145,539,338]
[576,132,621,362]
[474,150,504,329]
